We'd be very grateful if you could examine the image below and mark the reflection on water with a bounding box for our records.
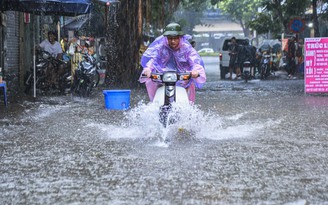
[1,79,328,204]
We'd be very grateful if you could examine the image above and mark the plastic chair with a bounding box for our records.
[0,81,8,107]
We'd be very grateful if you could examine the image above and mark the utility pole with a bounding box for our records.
[312,0,320,37]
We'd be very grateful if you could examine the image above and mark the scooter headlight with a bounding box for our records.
[42,52,50,59]
[162,72,177,83]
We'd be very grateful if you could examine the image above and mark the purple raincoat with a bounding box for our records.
[139,35,206,103]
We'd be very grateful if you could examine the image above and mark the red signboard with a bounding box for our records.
[304,37,328,93]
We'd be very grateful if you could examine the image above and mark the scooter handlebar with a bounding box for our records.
[179,72,200,79]
[141,72,198,79]
[140,73,148,78]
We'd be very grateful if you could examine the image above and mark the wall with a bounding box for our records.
[1,11,20,95]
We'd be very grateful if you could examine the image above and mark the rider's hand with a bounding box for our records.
[143,68,151,78]
[191,70,199,78]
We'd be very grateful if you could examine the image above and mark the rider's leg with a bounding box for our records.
[251,66,254,77]
[55,64,65,85]
[46,63,55,85]
[145,79,158,102]
[186,83,196,104]
[235,63,241,79]
[229,66,233,79]
[228,57,235,80]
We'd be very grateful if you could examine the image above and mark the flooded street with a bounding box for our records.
[1,57,328,205]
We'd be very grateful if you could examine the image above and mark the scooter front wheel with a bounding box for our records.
[245,75,248,83]
[159,104,180,128]
[92,70,100,88]
[159,105,171,128]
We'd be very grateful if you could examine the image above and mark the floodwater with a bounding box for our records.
[1,57,328,205]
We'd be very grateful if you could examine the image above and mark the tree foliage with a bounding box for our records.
[248,0,312,37]
[210,0,263,37]
[172,0,208,35]
[210,0,319,38]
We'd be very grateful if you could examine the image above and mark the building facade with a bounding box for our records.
[0,11,21,97]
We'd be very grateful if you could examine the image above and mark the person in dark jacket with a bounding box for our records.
[239,44,257,77]
[228,37,241,79]
[287,36,296,79]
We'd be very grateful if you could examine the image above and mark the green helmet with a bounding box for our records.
[163,23,184,36]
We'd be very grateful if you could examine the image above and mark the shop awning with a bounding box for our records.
[1,0,92,16]
[19,0,92,16]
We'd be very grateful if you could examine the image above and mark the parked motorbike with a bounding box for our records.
[279,54,288,71]
[71,52,100,97]
[260,54,271,79]
[239,45,256,82]
[242,61,252,83]
[270,53,279,71]
[24,50,71,95]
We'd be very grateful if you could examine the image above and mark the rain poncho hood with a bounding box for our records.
[139,34,206,103]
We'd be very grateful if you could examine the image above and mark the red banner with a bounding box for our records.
[24,13,30,24]
[282,38,289,52]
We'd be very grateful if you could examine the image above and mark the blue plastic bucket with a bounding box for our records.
[103,90,131,110]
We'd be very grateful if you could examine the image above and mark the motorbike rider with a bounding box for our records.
[37,30,65,87]
[139,22,206,103]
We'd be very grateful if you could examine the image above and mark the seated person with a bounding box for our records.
[38,30,64,87]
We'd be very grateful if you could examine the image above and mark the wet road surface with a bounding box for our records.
[1,57,328,205]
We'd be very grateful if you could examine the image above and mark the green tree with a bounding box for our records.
[248,0,311,37]
[210,0,263,37]
[173,0,208,35]
[104,0,178,87]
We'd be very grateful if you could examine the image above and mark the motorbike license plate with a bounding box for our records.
[244,67,250,72]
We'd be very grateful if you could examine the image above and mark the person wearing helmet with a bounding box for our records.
[139,22,206,103]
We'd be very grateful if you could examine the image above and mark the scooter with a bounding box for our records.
[144,71,193,128]
[71,52,100,97]
[24,50,71,95]
[242,61,252,83]
[260,54,271,80]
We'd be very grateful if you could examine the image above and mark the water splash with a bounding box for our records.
[81,100,283,146]
[121,101,225,144]
[7,96,282,146]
